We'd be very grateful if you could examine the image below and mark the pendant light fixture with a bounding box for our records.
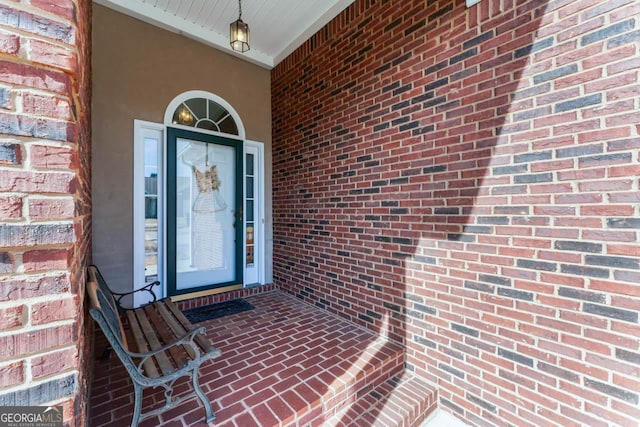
[230,0,250,53]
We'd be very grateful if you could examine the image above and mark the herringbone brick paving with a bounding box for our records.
[89,291,436,426]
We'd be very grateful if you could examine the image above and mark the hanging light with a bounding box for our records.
[230,0,250,53]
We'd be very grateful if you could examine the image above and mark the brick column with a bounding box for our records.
[0,0,91,424]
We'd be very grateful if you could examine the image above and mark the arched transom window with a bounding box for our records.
[171,97,239,135]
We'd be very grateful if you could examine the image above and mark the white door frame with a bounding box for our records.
[164,90,246,140]
[133,120,165,308]
[133,122,267,306]
[244,140,266,286]
[131,91,266,305]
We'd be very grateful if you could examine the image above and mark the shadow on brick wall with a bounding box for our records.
[273,0,640,424]
[272,0,553,422]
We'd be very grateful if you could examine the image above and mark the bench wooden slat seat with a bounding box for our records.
[86,265,221,426]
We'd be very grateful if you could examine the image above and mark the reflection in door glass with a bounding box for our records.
[246,153,255,267]
[171,98,240,135]
[144,137,159,283]
[246,177,254,199]
[175,138,236,289]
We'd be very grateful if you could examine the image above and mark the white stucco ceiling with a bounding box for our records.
[94,0,356,69]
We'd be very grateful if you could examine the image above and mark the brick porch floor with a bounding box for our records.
[89,291,436,426]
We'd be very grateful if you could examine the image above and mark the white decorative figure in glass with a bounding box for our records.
[191,159,227,270]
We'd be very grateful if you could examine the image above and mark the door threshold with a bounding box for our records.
[170,284,243,302]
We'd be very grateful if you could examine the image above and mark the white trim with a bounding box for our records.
[466,0,482,6]
[244,141,266,286]
[94,0,274,69]
[133,120,165,308]
[164,90,246,140]
[168,123,244,142]
[273,0,356,65]
[161,127,168,300]
[134,94,254,298]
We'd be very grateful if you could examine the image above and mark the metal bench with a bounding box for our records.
[86,265,221,426]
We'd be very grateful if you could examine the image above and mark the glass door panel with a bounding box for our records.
[167,128,243,296]
[144,137,159,284]
[134,121,164,307]
[246,153,255,268]
[244,146,260,285]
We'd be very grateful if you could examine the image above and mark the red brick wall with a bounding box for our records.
[272,0,640,425]
[0,0,91,424]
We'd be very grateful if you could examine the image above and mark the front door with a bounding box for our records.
[167,128,243,296]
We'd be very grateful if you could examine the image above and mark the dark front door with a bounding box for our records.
[167,127,243,296]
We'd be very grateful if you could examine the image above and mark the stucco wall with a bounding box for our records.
[92,4,272,293]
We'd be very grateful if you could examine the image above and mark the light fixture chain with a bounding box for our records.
[239,0,242,19]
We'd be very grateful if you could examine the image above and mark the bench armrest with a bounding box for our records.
[111,281,160,311]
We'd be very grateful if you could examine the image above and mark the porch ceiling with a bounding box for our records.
[93,0,356,69]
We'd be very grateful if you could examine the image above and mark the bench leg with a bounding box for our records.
[131,383,143,427]
[192,366,215,424]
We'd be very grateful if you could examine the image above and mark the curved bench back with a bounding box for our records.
[88,282,149,383]
[87,265,129,349]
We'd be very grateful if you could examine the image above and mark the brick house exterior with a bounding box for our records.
[0,0,639,426]
[0,0,92,424]
[273,0,640,425]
